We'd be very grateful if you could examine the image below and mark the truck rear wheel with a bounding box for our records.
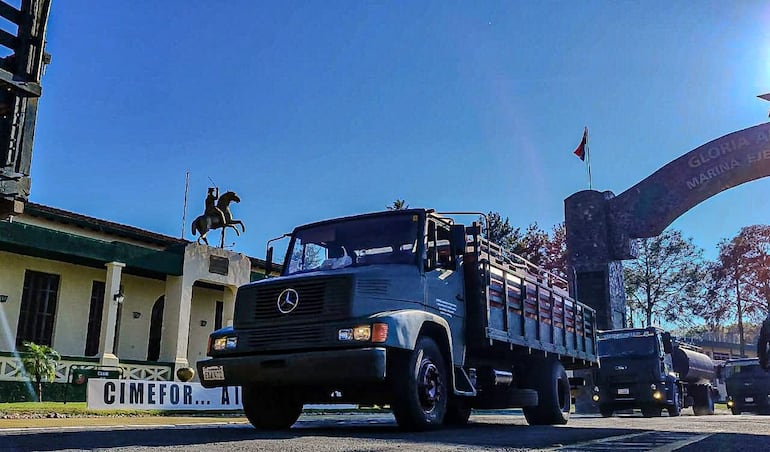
[391,337,448,431]
[242,385,303,430]
[522,359,571,425]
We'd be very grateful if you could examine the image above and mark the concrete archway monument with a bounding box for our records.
[565,122,770,331]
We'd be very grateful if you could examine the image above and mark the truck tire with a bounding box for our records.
[522,359,571,425]
[692,386,715,416]
[731,406,740,415]
[641,406,662,417]
[444,396,472,425]
[391,337,448,431]
[599,405,614,418]
[242,385,303,430]
[667,388,681,417]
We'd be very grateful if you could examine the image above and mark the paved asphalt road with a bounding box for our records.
[1,410,769,451]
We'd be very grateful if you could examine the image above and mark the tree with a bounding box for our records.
[623,229,706,328]
[20,342,60,402]
[480,211,519,249]
[387,199,409,210]
[703,226,770,355]
[542,222,568,279]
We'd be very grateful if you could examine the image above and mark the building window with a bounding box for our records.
[16,270,60,347]
[84,281,106,356]
[215,301,224,330]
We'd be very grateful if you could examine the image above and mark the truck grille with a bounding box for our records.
[234,276,352,329]
[243,324,327,350]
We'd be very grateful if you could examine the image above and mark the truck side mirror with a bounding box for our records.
[451,224,466,256]
[265,246,274,278]
[661,332,673,354]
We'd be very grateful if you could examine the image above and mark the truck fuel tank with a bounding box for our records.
[672,346,715,384]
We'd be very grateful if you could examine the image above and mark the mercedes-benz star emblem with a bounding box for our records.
[277,288,299,314]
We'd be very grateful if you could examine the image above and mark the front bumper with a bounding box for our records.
[197,347,387,388]
[595,382,671,409]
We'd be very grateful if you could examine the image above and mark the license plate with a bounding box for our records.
[745,397,754,403]
[202,365,225,381]
[617,388,630,395]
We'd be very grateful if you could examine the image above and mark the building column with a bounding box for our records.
[160,274,194,378]
[97,261,125,367]
[223,286,237,327]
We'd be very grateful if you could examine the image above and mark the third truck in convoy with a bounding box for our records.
[198,208,597,430]
[593,327,717,417]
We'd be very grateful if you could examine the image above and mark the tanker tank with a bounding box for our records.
[672,345,715,384]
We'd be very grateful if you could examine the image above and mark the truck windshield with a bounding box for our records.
[285,213,420,275]
[725,363,762,379]
[598,335,658,358]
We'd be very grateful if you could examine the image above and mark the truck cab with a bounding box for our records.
[593,327,679,417]
[724,357,770,414]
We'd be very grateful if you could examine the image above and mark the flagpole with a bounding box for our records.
[585,127,592,190]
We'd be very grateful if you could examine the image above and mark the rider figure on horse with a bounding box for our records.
[205,187,227,226]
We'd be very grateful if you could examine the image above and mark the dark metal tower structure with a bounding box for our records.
[0,0,52,219]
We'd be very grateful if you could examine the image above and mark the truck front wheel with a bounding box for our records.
[599,405,614,418]
[242,385,303,430]
[667,388,681,417]
[444,396,472,425]
[391,337,448,430]
[522,359,571,425]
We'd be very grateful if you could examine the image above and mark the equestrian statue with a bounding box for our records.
[191,187,246,247]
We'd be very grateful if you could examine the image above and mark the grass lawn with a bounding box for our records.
[0,401,236,417]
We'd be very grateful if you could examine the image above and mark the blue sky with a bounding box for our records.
[22,1,770,260]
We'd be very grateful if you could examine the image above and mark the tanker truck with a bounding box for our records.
[592,327,717,417]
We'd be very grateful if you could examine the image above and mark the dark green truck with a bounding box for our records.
[197,209,597,430]
[725,357,770,414]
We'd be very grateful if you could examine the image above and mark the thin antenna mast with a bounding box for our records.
[181,170,190,238]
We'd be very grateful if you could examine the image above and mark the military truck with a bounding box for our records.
[724,357,770,415]
[593,327,716,417]
[197,208,597,430]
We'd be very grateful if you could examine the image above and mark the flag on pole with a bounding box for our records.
[573,127,588,161]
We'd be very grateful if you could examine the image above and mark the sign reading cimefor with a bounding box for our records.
[87,378,243,410]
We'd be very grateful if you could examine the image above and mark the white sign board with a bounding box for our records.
[87,379,243,410]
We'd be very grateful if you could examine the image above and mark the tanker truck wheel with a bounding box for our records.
[242,385,303,430]
[692,386,715,416]
[391,337,448,431]
[522,359,571,425]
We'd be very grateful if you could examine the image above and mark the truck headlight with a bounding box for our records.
[212,336,237,351]
[212,337,227,351]
[592,394,600,402]
[726,397,734,407]
[652,390,663,400]
[338,323,388,342]
[353,325,371,341]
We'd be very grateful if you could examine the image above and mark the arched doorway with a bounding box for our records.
[146,296,164,362]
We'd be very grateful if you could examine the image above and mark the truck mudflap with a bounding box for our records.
[197,347,387,388]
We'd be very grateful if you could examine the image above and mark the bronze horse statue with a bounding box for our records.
[191,191,246,246]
